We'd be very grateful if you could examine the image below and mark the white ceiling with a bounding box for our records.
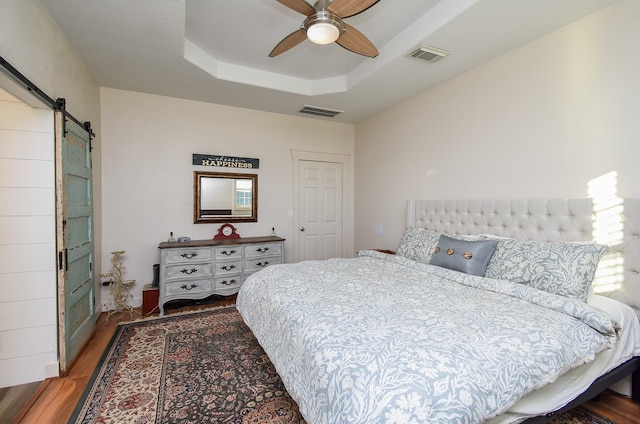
[40,0,618,123]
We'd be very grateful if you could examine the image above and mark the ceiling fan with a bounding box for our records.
[269,0,380,58]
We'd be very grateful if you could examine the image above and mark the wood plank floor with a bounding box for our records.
[0,382,40,424]
[585,392,640,424]
[6,295,640,424]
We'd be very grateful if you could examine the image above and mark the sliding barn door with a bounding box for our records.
[55,111,95,373]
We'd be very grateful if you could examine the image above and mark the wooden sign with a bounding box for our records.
[193,154,259,169]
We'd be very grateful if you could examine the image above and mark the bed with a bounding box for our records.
[237,199,640,423]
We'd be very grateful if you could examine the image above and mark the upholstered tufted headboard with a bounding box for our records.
[407,199,640,319]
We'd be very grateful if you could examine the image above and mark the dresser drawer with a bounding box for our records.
[214,246,242,259]
[244,243,282,258]
[164,247,212,264]
[165,263,212,280]
[164,279,212,296]
[244,256,282,273]
[214,275,242,291]
[214,260,242,274]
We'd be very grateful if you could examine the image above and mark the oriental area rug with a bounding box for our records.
[70,305,615,424]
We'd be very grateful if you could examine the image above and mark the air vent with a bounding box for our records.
[298,105,343,118]
[408,45,449,63]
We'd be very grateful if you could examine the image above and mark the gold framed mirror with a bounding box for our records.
[194,171,258,223]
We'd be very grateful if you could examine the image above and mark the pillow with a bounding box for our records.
[429,235,498,276]
[396,228,441,263]
[484,238,607,301]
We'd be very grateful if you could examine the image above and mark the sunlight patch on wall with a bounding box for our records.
[588,171,624,293]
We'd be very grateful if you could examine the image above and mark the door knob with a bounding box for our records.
[299,227,305,232]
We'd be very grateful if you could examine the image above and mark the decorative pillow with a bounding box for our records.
[396,228,442,263]
[429,235,498,276]
[484,238,607,301]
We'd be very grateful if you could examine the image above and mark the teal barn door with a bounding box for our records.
[55,109,95,373]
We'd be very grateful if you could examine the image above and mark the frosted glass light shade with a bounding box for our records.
[307,23,340,45]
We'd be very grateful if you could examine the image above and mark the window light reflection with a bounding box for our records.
[588,171,624,294]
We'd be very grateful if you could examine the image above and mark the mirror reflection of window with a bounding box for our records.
[235,179,252,211]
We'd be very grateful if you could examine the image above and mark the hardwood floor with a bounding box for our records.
[5,295,640,424]
[0,382,40,424]
[585,391,640,424]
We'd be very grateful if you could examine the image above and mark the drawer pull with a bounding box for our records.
[181,268,198,275]
[256,247,270,253]
[180,284,198,290]
[220,265,236,271]
[180,252,199,259]
[256,261,270,268]
[219,279,237,286]
[220,249,237,256]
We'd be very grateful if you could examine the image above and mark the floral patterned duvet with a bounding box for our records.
[236,250,620,424]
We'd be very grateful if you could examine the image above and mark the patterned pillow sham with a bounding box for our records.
[429,235,498,276]
[484,237,607,301]
[396,228,441,263]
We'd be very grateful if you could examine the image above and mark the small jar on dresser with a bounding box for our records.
[157,236,284,315]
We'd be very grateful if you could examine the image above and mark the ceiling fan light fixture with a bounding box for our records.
[307,22,339,44]
[304,11,344,45]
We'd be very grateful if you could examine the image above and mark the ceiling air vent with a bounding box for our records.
[408,45,449,63]
[298,105,343,118]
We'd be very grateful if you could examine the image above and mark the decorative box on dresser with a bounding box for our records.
[157,236,284,315]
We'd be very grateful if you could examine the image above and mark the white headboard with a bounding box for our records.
[407,199,640,319]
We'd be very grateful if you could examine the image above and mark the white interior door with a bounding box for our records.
[297,160,343,261]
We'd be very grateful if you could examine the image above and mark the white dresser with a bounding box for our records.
[157,236,284,315]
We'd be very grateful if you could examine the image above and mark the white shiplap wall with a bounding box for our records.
[0,88,58,387]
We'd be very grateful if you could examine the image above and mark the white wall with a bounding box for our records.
[99,88,354,309]
[354,0,640,252]
[0,0,101,386]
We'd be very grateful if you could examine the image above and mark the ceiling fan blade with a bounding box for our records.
[336,23,378,58]
[327,0,379,18]
[269,29,307,57]
[276,0,314,16]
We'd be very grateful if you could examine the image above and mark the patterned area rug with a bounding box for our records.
[70,305,615,424]
[70,306,304,423]
[550,407,615,424]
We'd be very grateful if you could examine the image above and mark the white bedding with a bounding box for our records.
[237,250,632,424]
[492,294,640,423]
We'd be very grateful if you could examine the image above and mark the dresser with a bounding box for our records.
[157,236,284,315]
